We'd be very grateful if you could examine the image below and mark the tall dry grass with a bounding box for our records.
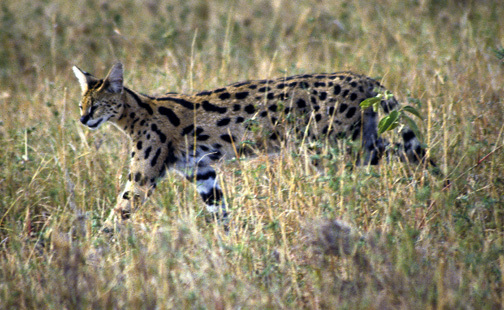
[1,0,503,308]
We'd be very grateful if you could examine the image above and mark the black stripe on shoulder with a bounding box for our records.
[231,81,250,88]
[202,101,227,114]
[157,97,199,110]
[196,90,212,96]
[158,106,180,127]
[125,88,153,115]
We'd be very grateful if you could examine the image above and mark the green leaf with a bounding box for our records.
[360,97,381,109]
[403,114,422,140]
[402,105,423,120]
[384,90,394,100]
[372,100,380,112]
[378,110,400,134]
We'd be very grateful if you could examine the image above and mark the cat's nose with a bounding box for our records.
[80,114,90,124]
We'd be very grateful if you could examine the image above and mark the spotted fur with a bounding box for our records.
[72,63,428,220]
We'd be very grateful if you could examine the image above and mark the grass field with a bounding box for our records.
[1,0,503,308]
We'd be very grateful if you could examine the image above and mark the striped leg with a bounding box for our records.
[186,165,228,220]
[401,128,425,164]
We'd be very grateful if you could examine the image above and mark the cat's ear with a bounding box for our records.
[72,66,98,94]
[104,62,124,93]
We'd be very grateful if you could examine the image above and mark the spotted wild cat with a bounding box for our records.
[72,62,431,220]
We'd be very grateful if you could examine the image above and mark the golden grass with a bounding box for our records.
[1,0,503,308]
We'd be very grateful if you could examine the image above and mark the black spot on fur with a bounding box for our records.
[216,118,231,126]
[315,114,322,122]
[220,134,235,143]
[339,103,348,113]
[195,127,204,136]
[349,93,358,101]
[299,81,310,89]
[236,116,245,123]
[346,107,357,118]
[334,84,343,95]
[244,104,256,114]
[260,111,268,117]
[181,124,194,136]
[297,99,307,108]
[235,92,249,100]
[144,146,152,159]
[219,92,231,100]
[258,86,272,93]
[278,93,289,101]
[134,172,142,182]
[131,118,139,128]
[137,141,142,150]
[269,104,278,112]
[122,191,132,200]
[314,82,326,87]
[233,104,241,111]
[319,92,327,101]
[209,150,222,161]
[158,106,180,127]
[197,135,210,141]
[151,148,161,167]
